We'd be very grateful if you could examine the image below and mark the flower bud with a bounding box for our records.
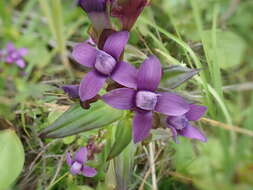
[78,0,111,35]
[111,0,149,30]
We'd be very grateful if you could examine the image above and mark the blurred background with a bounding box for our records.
[0,0,253,189]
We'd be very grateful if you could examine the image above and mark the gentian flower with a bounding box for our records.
[111,0,149,30]
[3,43,28,68]
[78,0,111,34]
[167,104,207,143]
[72,31,137,101]
[66,147,97,177]
[102,56,190,143]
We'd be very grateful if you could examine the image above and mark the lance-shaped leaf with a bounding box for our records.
[162,65,201,89]
[0,129,25,190]
[113,141,136,190]
[107,117,132,160]
[40,100,123,138]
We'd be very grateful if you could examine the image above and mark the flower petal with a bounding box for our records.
[70,162,82,175]
[72,43,97,68]
[15,59,26,68]
[137,56,161,91]
[78,0,106,13]
[82,166,97,177]
[18,48,28,56]
[6,43,15,52]
[185,104,207,121]
[62,85,80,99]
[74,147,88,164]
[111,61,137,89]
[133,111,152,143]
[178,124,207,142]
[102,88,135,110]
[103,31,129,60]
[79,70,106,101]
[155,92,189,116]
[66,153,73,167]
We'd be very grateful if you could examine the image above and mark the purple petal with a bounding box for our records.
[66,153,73,166]
[178,124,207,142]
[111,61,137,89]
[78,0,106,13]
[82,166,97,177]
[74,147,88,164]
[70,162,82,175]
[155,92,189,116]
[72,43,97,68]
[5,56,13,63]
[137,56,161,91]
[15,59,26,68]
[6,43,15,52]
[62,85,80,99]
[185,104,207,121]
[18,48,28,56]
[103,31,129,60]
[79,70,106,101]
[102,88,135,110]
[133,111,152,143]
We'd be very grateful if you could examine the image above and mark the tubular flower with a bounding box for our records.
[78,0,111,34]
[72,31,137,101]
[167,104,207,143]
[2,43,28,68]
[66,147,97,177]
[111,0,149,30]
[102,56,190,143]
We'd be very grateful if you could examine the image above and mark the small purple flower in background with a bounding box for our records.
[102,55,190,143]
[78,0,111,34]
[1,43,28,68]
[111,0,149,30]
[66,147,97,177]
[167,104,207,143]
[72,31,137,101]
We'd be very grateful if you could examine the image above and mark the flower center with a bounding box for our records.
[94,50,116,75]
[71,161,82,174]
[136,91,158,111]
[168,116,189,130]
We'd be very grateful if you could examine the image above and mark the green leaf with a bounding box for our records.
[0,129,25,190]
[203,30,246,69]
[40,100,123,138]
[107,118,132,160]
[162,65,200,89]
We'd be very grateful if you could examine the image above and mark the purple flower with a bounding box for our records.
[111,0,149,30]
[3,43,28,68]
[78,0,111,34]
[72,31,137,101]
[66,147,97,177]
[102,56,190,143]
[167,104,207,143]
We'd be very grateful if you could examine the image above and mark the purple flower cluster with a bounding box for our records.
[0,43,28,68]
[66,30,207,143]
[64,0,208,177]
